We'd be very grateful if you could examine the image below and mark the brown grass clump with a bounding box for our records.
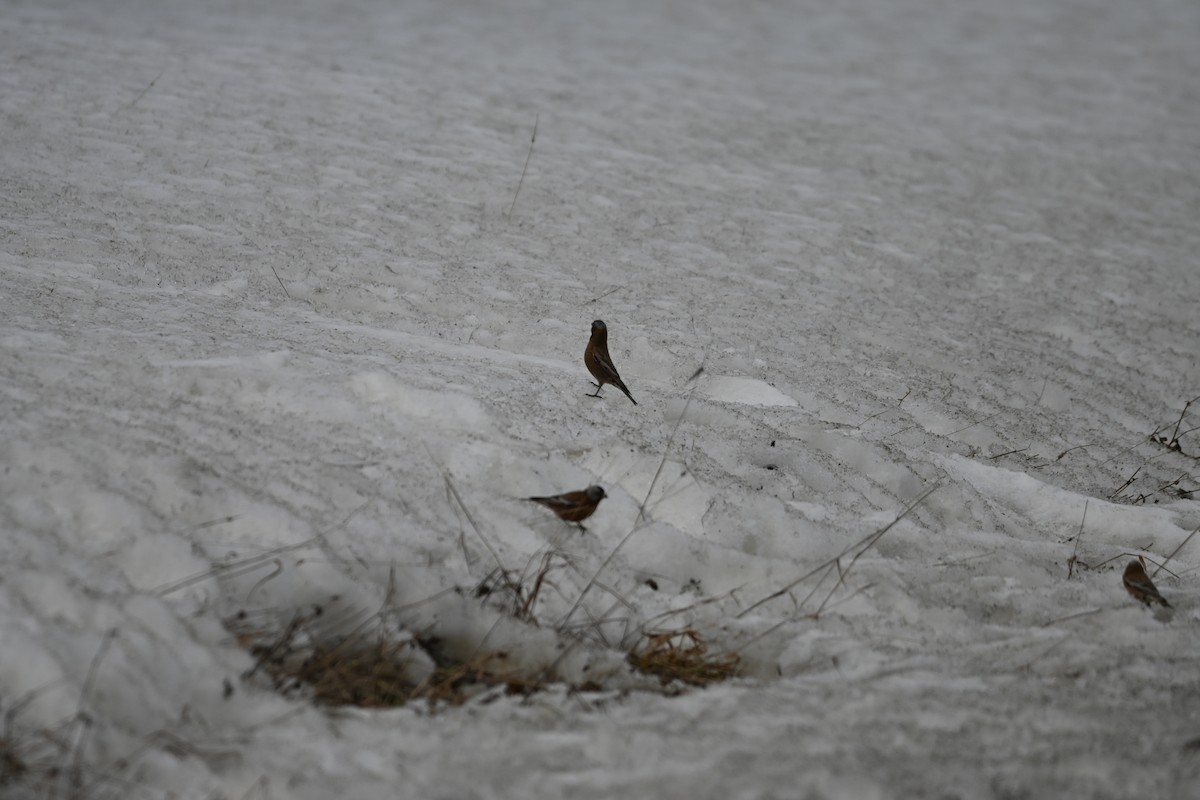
[416,654,546,708]
[284,637,421,708]
[0,737,28,787]
[229,608,421,708]
[628,629,739,688]
[1,690,74,795]
[230,611,549,710]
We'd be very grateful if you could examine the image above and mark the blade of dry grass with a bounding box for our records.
[506,113,538,220]
[1067,499,1089,578]
[1153,521,1200,577]
[737,483,941,620]
[557,367,704,630]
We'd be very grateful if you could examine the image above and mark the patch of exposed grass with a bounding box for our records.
[628,629,740,688]
[230,611,551,710]
[416,654,549,708]
[0,737,29,787]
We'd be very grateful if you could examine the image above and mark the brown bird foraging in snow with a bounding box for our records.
[585,320,637,405]
[1123,558,1171,608]
[527,485,607,528]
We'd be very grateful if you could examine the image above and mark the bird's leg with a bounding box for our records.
[586,384,604,398]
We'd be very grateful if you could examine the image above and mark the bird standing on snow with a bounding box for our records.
[1123,558,1171,608]
[585,320,637,404]
[527,485,607,528]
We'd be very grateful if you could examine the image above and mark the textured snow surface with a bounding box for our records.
[2,0,1200,797]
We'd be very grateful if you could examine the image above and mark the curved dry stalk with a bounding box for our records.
[557,367,704,630]
[737,483,941,619]
[1155,522,1200,577]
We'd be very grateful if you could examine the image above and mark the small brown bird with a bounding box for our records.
[527,485,607,528]
[1123,558,1171,608]
[585,320,637,405]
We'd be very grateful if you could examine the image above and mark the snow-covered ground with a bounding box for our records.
[3,0,1199,796]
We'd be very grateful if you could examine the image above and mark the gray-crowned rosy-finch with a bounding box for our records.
[1123,558,1171,608]
[527,485,607,527]
[585,320,636,404]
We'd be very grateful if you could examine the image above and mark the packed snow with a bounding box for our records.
[2,0,1199,797]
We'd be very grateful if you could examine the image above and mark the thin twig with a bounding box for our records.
[153,537,320,597]
[1034,378,1048,405]
[3,679,67,739]
[77,631,118,720]
[1054,444,1092,462]
[730,583,877,656]
[1163,394,1200,448]
[171,515,238,535]
[66,629,119,792]
[246,559,285,604]
[506,113,538,220]
[557,366,704,628]
[932,550,996,568]
[738,483,941,619]
[945,411,1002,438]
[118,69,163,114]
[269,263,291,298]
[442,472,508,578]
[586,285,622,304]
[1089,553,1179,580]
[155,503,366,598]
[810,484,941,617]
[1098,432,1159,467]
[1109,466,1141,499]
[638,366,704,523]
[1154,522,1200,577]
[632,587,744,646]
[1040,608,1105,627]
[1067,499,1088,578]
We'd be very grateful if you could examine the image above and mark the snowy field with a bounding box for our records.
[2,0,1200,797]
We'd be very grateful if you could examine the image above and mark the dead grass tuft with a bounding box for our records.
[473,551,560,623]
[230,612,550,710]
[290,637,421,708]
[232,610,418,708]
[0,737,28,786]
[416,654,547,708]
[628,629,739,688]
[0,690,84,797]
